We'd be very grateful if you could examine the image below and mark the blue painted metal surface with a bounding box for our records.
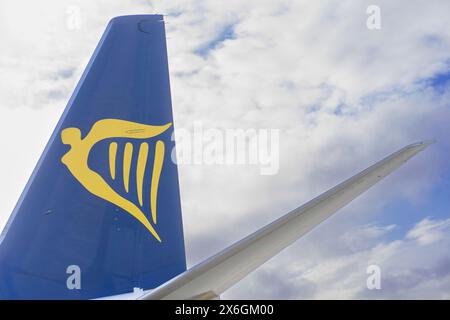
[0,15,186,299]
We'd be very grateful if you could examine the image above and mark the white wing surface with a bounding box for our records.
[140,141,433,300]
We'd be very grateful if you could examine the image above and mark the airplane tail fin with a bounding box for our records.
[0,15,186,299]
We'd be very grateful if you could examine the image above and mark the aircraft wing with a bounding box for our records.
[140,141,432,300]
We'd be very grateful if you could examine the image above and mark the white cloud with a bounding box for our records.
[225,217,450,299]
[406,217,450,245]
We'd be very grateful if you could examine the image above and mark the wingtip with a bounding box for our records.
[408,139,436,149]
[422,139,437,146]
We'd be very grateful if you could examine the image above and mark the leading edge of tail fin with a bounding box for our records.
[0,15,186,299]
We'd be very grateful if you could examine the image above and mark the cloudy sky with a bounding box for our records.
[1,0,450,299]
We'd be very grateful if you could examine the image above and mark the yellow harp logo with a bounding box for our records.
[60,119,171,242]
